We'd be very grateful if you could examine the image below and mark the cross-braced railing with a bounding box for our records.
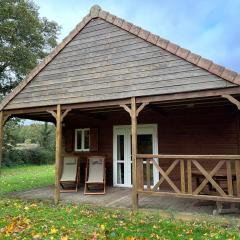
[136,154,240,202]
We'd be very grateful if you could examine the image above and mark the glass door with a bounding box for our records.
[113,127,130,186]
[116,134,125,185]
[114,124,158,187]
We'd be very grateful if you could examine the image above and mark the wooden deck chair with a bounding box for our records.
[60,156,80,192]
[84,156,106,195]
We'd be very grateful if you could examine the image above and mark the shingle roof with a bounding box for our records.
[1,5,239,111]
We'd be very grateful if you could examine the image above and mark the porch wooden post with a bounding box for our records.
[131,97,138,210]
[47,106,71,204]
[0,112,11,175]
[0,112,4,174]
[55,105,62,204]
[120,98,149,210]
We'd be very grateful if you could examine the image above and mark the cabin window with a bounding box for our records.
[75,128,90,151]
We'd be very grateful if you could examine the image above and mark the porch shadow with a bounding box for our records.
[10,186,217,215]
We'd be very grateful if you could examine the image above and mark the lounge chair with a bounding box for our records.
[60,156,80,192]
[84,156,106,195]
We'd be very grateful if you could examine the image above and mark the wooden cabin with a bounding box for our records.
[1,5,240,210]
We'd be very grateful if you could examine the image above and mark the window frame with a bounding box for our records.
[74,128,90,151]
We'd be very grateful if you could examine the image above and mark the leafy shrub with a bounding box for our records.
[3,147,55,166]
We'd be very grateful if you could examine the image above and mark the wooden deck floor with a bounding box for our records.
[10,186,221,215]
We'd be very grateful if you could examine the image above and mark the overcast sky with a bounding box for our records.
[34,0,240,72]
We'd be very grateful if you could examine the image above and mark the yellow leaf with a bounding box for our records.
[61,236,68,240]
[100,224,105,231]
[5,223,15,234]
[32,234,42,239]
[50,227,57,234]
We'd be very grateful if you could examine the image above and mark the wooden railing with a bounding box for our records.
[136,154,240,202]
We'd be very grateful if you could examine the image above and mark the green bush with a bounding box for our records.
[3,147,55,166]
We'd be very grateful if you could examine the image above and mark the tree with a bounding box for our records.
[3,118,22,165]
[3,121,56,165]
[0,0,60,95]
[40,122,54,149]
[0,0,60,165]
[3,118,22,149]
[13,122,54,147]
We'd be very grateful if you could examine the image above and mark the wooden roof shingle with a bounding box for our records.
[1,5,239,110]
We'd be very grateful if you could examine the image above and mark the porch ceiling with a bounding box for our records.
[7,94,240,122]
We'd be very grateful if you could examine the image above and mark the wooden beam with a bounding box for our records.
[187,160,192,194]
[61,109,71,122]
[192,160,225,195]
[54,105,62,204]
[137,158,144,191]
[180,159,185,193]
[152,158,181,193]
[120,98,149,210]
[236,160,240,197]
[192,160,227,197]
[152,159,179,191]
[0,112,3,175]
[6,106,57,115]
[3,86,240,117]
[3,113,11,124]
[146,159,151,191]
[121,98,140,209]
[136,87,240,104]
[48,105,71,204]
[0,112,11,175]
[47,110,57,119]
[138,190,240,203]
[226,161,233,196]
[136,102,149,117]
[131,97,138,210]
[5,99,131,115]
[120,104,132,117]
[222,94,240,110]
[47,108,71,122]
[136,154,240,160]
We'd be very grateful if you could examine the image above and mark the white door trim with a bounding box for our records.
[113,124,158,187]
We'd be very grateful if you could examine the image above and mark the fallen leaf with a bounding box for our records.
[50,227,57,234]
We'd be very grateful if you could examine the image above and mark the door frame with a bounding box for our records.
[113,124,158,187]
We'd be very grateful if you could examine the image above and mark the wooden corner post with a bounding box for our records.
[47,105,71,204]
[120,98,148,210]
[0,112,11,175]
[0,112,4,175]
[131,97,138,210]
[55,105,62,204]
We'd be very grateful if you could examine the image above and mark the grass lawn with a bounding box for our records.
[0,165,54,196]
[0,165,240,239]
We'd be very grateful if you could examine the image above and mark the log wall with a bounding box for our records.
[62,105,239,186]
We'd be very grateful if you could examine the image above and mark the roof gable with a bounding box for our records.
[1,5,239,110]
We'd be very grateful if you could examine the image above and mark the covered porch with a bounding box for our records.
[1,90,240,214]
[11,186,219,215]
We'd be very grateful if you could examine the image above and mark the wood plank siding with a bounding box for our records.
[5,18,235,110]
[62,105,239,186]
